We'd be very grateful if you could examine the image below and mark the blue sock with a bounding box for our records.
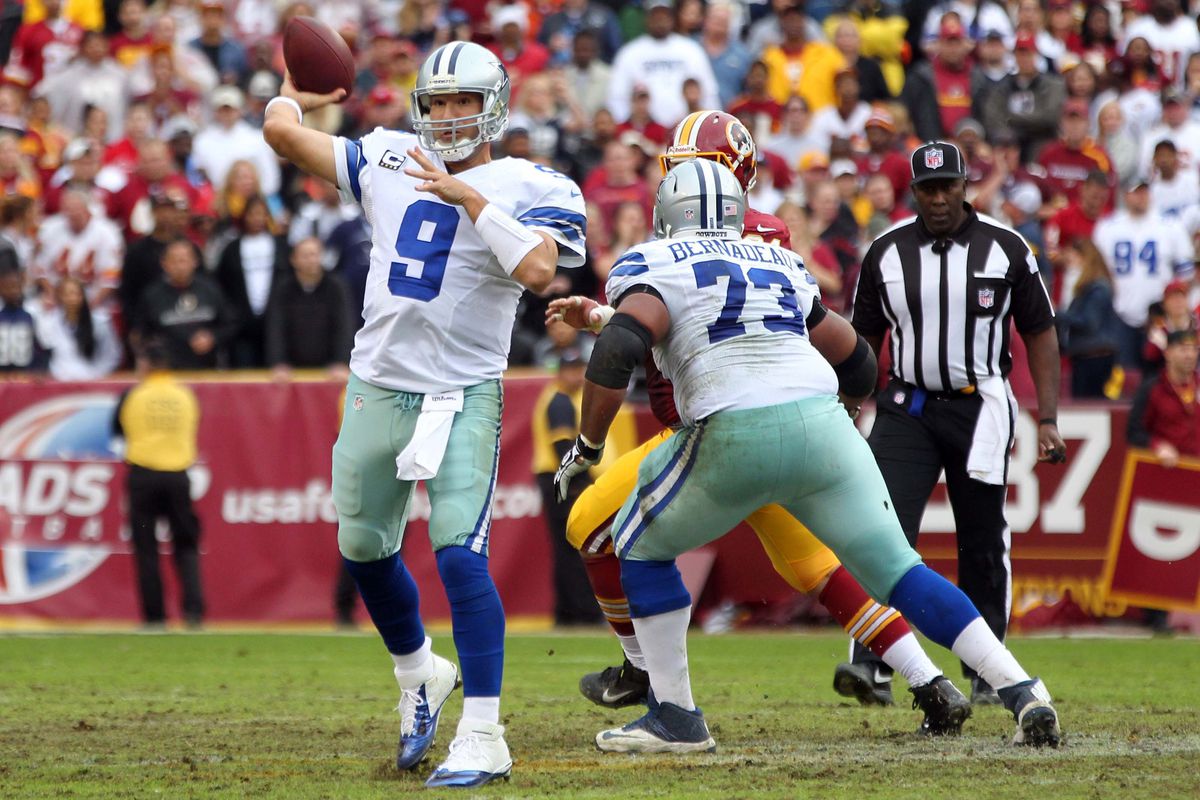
[342,553,425,655]
[887,564,982,650]
[620,559,691,618]
[436,546,504,697]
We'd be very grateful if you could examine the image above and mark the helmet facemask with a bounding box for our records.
[411,87,507,162]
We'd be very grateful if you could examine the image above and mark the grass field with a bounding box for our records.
[1,630,1198,799]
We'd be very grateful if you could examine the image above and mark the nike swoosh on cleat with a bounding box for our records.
[600,687,639,704]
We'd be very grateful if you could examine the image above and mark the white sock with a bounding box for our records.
[630,607,695,710]
[617,634,646,670]
[462,697,500,725]
[951,618,1030,690]
[880,632,942,688]
[391,637,433,688]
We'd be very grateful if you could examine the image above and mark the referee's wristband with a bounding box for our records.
[1038,418,1058,427]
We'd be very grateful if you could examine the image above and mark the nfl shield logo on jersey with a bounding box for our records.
[925,148,944,169]
[978,287,995,309]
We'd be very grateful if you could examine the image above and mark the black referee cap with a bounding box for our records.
[911,141,967,185]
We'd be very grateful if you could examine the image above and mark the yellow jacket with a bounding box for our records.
[762,41,847,112]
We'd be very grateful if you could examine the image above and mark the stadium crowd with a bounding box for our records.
[0,0,1196,413]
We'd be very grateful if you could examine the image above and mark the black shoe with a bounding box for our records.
[833,662,894,706]
[970,676,1002,705]
[579,658,650,708]
[910,676,972,736]
[997,678,1062,748]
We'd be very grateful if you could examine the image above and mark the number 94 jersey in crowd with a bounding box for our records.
[606,233,837,427]
[332,128,586,394]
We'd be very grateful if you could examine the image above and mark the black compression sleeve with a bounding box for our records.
[833,336,877,398]
[584,313,652,390]
[805,298,828,331]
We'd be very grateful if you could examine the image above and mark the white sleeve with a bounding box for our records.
[604,246,655,305]
[788,252,822,318]
[606,46,635,123]
[257,137,281,196]
[513,166,588,268]
[332,134,370,207]
[1173,222,1196,277]
[691,45,721,111]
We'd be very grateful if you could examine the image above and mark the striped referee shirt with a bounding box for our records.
[852,204,1055,392]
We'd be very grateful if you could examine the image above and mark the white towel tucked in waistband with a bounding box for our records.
[966,377,1015,485]
[395,390,464,481]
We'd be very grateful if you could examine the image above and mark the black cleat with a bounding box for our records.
[998,678,1062,748]
[833,662,894,706]
[579,658,650,708]
[970,676,1002,705]
[910,676,972,736]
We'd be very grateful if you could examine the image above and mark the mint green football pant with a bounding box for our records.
[332,373,502,562]
[611,394,923,603]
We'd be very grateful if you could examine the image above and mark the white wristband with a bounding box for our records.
[474,202,543,275]
[265,96,303,123]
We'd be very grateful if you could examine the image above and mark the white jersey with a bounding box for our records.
[1093,210,1195,327]
[605,233,837,426]
[1124,15,1200,86]
[333,129,586,393]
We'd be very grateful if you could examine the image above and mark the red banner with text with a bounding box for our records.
[1101,452,1200,611]
[0,378,1186,625]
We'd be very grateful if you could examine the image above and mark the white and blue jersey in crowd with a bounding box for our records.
[605,232,837,426]
[331,128,586,393]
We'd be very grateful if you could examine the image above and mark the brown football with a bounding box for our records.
[283,16,355,98]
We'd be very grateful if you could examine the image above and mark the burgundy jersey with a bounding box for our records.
[644,206,792,428]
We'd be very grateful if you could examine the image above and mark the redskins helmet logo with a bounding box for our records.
[726,121,754,160]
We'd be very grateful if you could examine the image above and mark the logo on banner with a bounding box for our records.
[0,394,121,604]
[925,148,944,169]
[978,287,995,309]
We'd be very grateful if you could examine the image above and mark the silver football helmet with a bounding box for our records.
[654,160,746,239]
[411,41,510,162]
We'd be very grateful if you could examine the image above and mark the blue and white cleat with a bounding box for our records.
[595,701,717,754]
[395,654,460,770]
[997,677,1062,748]
[424,718,513,788]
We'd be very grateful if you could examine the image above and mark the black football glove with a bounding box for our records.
[554,435,604,502]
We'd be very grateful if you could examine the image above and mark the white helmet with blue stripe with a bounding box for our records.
[654,159,745,240]
[411,41,510,162]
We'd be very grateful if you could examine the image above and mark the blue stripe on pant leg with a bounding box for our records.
[611,428,696,552]
[616,427,704,558]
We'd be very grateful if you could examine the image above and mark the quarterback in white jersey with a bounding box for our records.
[263,41,583,788]
[605,230,836,426]
[1093,178,1194,336]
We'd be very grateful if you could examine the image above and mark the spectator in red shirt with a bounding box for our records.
[854,106,909,205]
[1045,169,1110,269]
[107,139,196,240]
[488,4,550,95]
[901,14,975,141]
[133,48,201,127]
[728,61,783,146]
[613,85,670,148]
[5,0,83,89]
[1036,97,1114,207]
[1128,329,1200,466]
[110,0,153,68]
[103,103,155,175]
[581,140,653,252]
[1144,280,1200,369]
[1078,3,1119,67]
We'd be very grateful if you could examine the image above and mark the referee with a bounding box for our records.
[834,141,1067,706]
[112,338,205,628]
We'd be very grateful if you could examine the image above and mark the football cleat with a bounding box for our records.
[833,662,895,706]
[910,676,972,736]
[970,676,1002,706]
[395,654,460,770]
[595,700,717,754]
[424,718,513,788]
[998,678,1062,748]
[579,658,650,708]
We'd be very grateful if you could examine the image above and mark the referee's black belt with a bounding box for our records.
[888,379,977,418]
